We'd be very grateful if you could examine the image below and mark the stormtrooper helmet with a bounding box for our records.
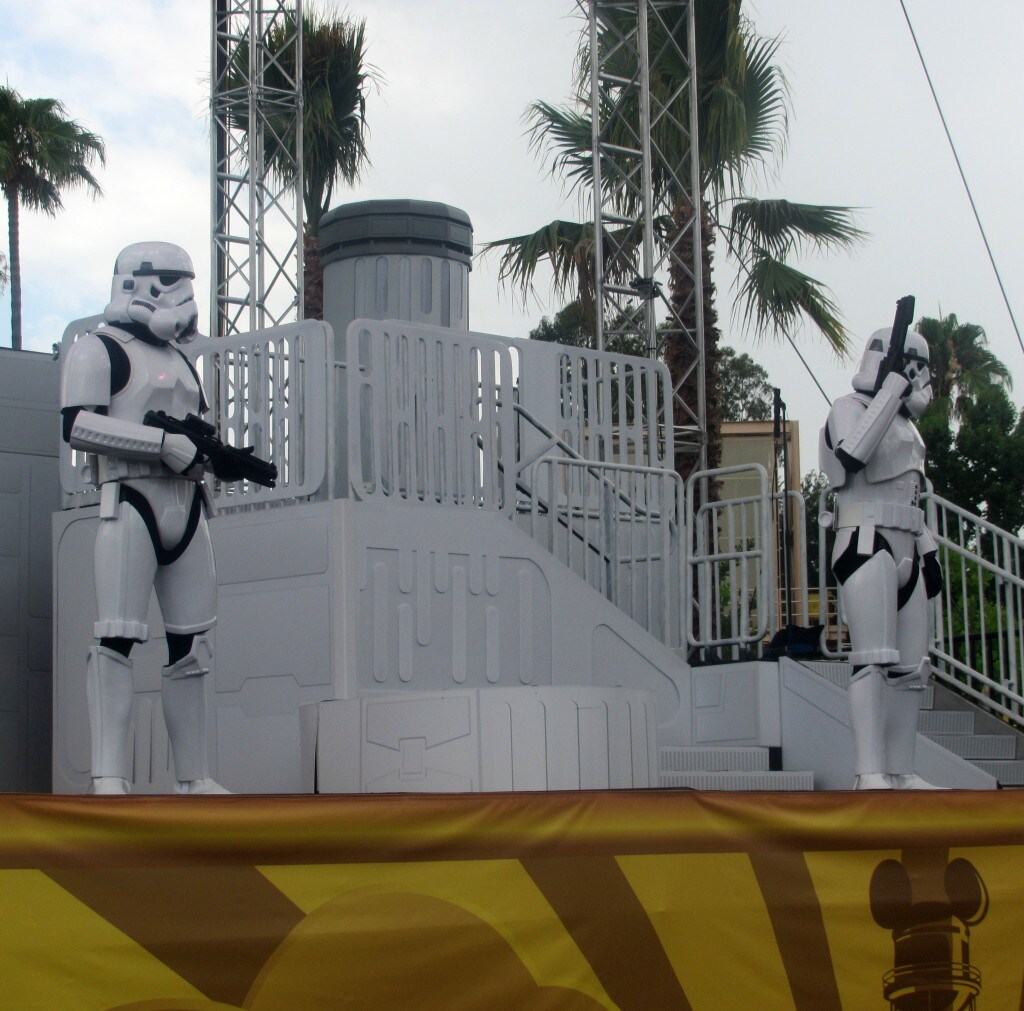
[104,241,199,343]
[851,328,892,393]
[901,328,932,418]
[852,326,932,417]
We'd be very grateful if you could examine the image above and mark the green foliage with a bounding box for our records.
[916,313,1012,420]
[0,86,105,349]
[924,384,1024,534]
[718,345,773,421]
[528,297,648,357]
[916,312,1023,533]
[529,300,591,347]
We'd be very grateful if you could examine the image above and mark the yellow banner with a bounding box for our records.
[1,790,1023,1009]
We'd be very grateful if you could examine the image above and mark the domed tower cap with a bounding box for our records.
[319,199,473,269]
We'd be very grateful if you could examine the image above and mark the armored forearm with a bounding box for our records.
[69,409,200,474]
[835,372,909,472]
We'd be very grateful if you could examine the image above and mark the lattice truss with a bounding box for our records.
[211,0,303,337]
[584,0,706,470]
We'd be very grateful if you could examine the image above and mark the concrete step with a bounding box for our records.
[972,760,1024,785]
[660,770,814,791]
[924,733,1017,760]
[918,709,974,735]
[660,746,770,773]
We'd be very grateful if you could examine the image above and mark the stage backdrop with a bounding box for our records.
[1,790,1022,1009]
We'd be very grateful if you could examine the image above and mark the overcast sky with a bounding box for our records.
[2,0,1022,471]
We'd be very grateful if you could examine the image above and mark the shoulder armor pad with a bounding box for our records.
[61,332,113,409]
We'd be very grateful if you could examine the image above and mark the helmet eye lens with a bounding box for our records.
[159,274,182,286]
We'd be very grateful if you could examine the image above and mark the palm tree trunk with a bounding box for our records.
[6,189,21,351]
[664,198,721,489]
[303,226,322,321]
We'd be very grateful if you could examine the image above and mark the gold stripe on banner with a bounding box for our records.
[1,790,1023,1009]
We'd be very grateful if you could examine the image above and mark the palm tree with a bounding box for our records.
[0,87,105,350]
[483,1,862,476]
[254,6,380,319]
[916,312,1012,423]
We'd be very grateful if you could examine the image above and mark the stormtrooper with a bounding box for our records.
[820,323,943,790]
[60,241,228,795]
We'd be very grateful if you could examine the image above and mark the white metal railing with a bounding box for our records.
[526,456,685,647]
[512,338,673,473]
[347,320,518,514]
[59,318,331,509]
[775,489,810,628]
[925,490,1024,727]
[817,489,846,657]
[345,321,673,512]
[685,464,773,658]
[195,322,331,507]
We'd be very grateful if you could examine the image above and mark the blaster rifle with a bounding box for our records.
[873,294,916,394]
[144,410,277,488]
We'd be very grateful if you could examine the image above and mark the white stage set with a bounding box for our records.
[27,199,1004,794]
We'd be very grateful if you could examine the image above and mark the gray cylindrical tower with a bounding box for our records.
[319,199,473,360]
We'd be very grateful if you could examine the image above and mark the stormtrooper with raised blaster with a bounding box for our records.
[60,241,228,795]
[819,307,944,790]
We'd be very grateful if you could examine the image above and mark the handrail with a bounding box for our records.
[510,400,672,524]
[685,464,772,655]
[924,488,1024,728]
[527,455,684,646]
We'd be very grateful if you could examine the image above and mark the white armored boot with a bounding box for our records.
[849,666,892,790]
[87,645,134,795]
[161,636,230,795]
[885,682,946,790]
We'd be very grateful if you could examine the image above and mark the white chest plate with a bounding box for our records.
[863,411,926,484]
[107,335,203,423]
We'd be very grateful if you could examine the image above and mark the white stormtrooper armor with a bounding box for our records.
[820,326,943,790]
[61,242,227,796]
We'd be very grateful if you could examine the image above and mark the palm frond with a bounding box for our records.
[481,217,642,330]
[481,219,596,303]
[726,198,865,259]
[697,5,788,199]
[735,252,851,355]
[524,101,595,196]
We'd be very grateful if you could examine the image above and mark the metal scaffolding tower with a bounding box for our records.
[211,0,303,337]
[585,0,706,471]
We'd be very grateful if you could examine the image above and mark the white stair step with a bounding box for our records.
[925,733,1017,759]
[660,771,814,791]
[918,709,974,735]
[660,746,770,773]
[972,760,1024,785]
[801,661,848,688]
